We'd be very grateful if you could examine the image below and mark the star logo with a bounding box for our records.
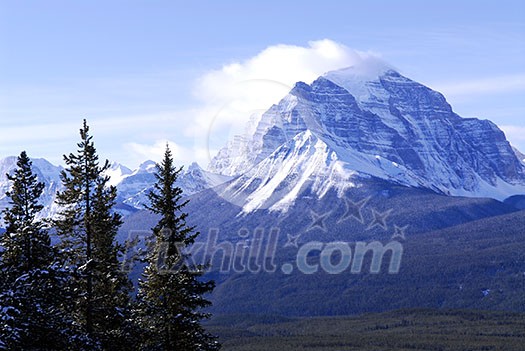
[307,210,330,232]
[367,208,393,231]
[338,196,370,224]
[284,233,301,248]
[391,225,408,240]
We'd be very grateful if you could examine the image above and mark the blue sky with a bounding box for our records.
[1,0,524,168]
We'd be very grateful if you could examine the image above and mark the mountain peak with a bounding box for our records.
[136,160,157,174]
[105,162,133,187]
[187,162,203,172]
[209,63,525,211]
[0,156,17,171]
[109,161,132,173]
[323,56,395,82]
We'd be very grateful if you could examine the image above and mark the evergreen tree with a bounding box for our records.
[53,120,132,350]
[1,152,50,276]
[0,151,73,350]
[136,146,219,351]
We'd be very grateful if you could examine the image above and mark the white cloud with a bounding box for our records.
[188,39,378,167]
[194,40,365,103]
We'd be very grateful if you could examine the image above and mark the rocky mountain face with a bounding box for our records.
[513,147,525,165]
[209,61,525,213]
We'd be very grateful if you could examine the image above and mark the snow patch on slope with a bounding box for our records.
[105,162,133,187]
[218,131,357,213]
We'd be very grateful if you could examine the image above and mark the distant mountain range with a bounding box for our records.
[0,157,230,220]
[2,57,525,316]
[109,160,230,210]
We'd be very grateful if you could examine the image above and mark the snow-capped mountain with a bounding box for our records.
[0,157,63,221]
[105,162,133,187]
[209,58,525,213]
[178,162,233,196]
[113,160,157,208]
[116,161,231,209]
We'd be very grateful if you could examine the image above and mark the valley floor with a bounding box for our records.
[207,309,525,351]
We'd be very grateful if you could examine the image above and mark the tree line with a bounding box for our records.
[0,120,219,351]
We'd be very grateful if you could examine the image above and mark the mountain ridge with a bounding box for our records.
[0,157,229,222]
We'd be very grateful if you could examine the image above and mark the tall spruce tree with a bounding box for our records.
[136,146,219,351]
[0,151,73,349]
[54,120,132,350]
